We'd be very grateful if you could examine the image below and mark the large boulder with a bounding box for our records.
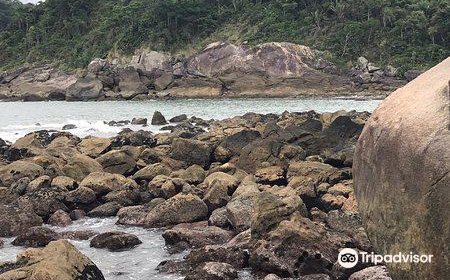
[79,172,135,196]
[203,172,239,211]
[226,181,260,232]
[11,226,61,247]
[90,231,142,252]
[118,67,147,99]
[0,161,44,187]
[171,138,213,168]
[251,186,307,238]
[0,205,43,237]
[0,240,105,279]
[96,150,136,175]
[353,58,450,280]
[130,50,172,72]
[77,137,111,158]
[144,193,208,228]
[111,130,156,147]
[132,163,172,183]
[249,212,351,277]
[66,74,104,101]
[62,154,103,181]
[187,42,320,78]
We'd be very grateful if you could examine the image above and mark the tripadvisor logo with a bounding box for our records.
[338,248,433,268]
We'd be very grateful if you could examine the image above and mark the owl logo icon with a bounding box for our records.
[338,248,359,268]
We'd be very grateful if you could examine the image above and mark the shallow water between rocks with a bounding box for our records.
[0,98,381,142]
[0,218,185,280]
[0,97,382,279]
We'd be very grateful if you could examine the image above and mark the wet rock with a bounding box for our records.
[171,138,212,168]
[48,209,72,227]
[88,202,122,217]
[151,111,168,125]
[111,130,156,147]
[90,231,142,252]
[18,186,69,219]
[349,266,392,280]
[0,240,105,279]
[60,230,97,240]
[77,137,111,158]
[163,221,234,248]
[116,205,149,226]
[131,117,148,125]
[185,230,251,269]
[144,193,208,228]
[0,160,44,187]
[353,58,450,279]
[62,124,77,130]
[170,114,188,123]
[132,163,172,183]
[186,262,238,280]
[0,205,43,237]
[62,154,103,182]
[69,209,86,220]
[96,150,136,175]
[65,186,97,204]
[12,226,61,247]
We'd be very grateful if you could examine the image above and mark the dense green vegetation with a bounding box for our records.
[0,0,448,73]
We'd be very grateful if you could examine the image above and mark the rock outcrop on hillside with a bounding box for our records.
[0,42,406,101]
[353,57,450,279]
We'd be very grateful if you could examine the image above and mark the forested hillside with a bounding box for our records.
[0,0,448,74]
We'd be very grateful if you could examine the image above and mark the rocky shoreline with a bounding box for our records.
[0,42,411,102]
[0,109,392,280]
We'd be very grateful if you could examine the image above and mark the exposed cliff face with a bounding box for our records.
[0,42,406,101]
[353,57,450,279]
[187,42,338,78]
